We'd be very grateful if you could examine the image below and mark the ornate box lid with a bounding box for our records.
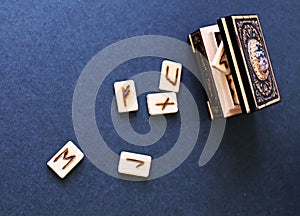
[217,15,281,113]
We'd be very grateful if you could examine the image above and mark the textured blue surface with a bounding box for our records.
[1,0,299,215]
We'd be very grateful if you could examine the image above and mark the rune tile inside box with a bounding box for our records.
[211,41,231,75]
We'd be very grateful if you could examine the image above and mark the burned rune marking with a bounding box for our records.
[54,148,76,170]
[155,97,175,110]
[165,66,179,86]
[122,85,130,107]
[219,50,229,69]
[126,158,145,168]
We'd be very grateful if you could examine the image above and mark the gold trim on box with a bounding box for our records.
[231,15,257,108]
[220,18,251,113]
[188,34,196,53]
[207,101,214,120]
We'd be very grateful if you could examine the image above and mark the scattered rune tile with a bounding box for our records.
[159,60,182,92]
[47,141,84,179]
[146,92,178,115]
[118,151,152,178]
[114,80,138,113]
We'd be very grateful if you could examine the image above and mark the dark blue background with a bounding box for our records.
[1,0,299,215]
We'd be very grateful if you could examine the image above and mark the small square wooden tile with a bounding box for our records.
[47,141,84,179]
[146,92,178,115]
[114,80,138,113]
[159,60,182,92]
[118,151,152,178]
